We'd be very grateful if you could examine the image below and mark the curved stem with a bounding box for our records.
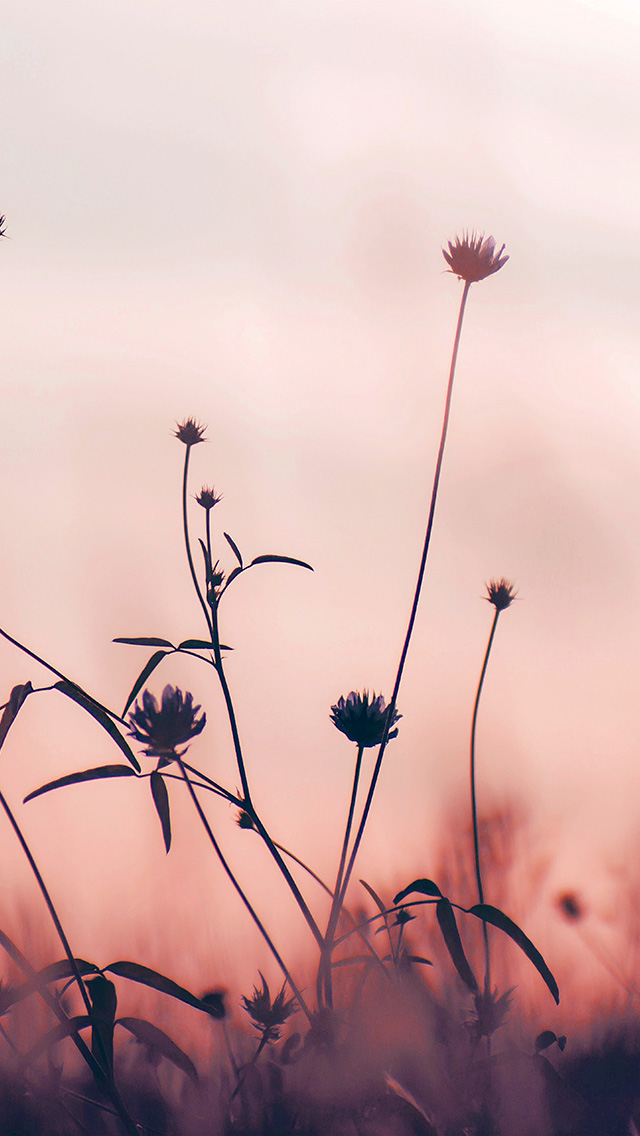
[335,280,472,918]
[182,445,215,639]
[175,758,312,1023]
[470,606,500,991]
[0,790,139,1135]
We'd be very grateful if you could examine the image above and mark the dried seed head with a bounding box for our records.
[443,231,508,283]
[174,417,207,446]
[330,691,401,748]
[485,579,517,611]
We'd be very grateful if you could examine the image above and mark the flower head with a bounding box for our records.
[485,579,517,612]
[127,684,206,763]
[241,973,297,1042]
[330,691,401,748]
[196,485,222,510]
[174,417,207,446]
[443,231,508,283]
[465,986,515,1041]
[237,808,255,830]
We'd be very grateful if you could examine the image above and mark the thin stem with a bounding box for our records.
[336,280,472,919]
[0,792,139,1135]
[470,606,500,990]
[175,758,312,1023]
[319,744,365,1007]
[182,445,215,639]
[0,628,123,723]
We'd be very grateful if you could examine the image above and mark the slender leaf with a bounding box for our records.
[406,956,433,966]
[468,904,559,1004]
[24,765,138,804]
[360,880,389,920]
[23,1016,93,1064]
[178,639,233,652]
[393,879,443,905]
[224,533,243,568]
[121,649,171,718]
[0,682,33,751]
[436,899,478,993]
[150,771,171,853]
[54,682,141,772]
[117,1017,197,1081]
[249,554,313,571]
[223,566,243,589]
[198,538,213,587]
[0,960,99,1014]
[104,961,224,1018]
[113,637,175,648]
[87,975,117,1075]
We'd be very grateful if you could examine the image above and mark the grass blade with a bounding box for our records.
[249,554,313,571]
[393,879,442,904]
[0,682,32,751]
[117,1017,197,1081]
[121,650,171,718]
[54,682,141,771]
[223,532,243,567]
[24,765,137,804]
[150,771,171,853]
[436,899,479,993]
[468,903,559,1004]
[105,961,224,1018]
[113,637,174,648]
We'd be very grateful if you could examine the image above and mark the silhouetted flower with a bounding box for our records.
[196,485,222,510]
[237,809,255,830]
[443,232,508,283]
[241,973,297,1041]
[557,892,584,922]
[174,417,207,446]
[330,691,401,748]
[466,986,515,1041]
[127,684,206,763]
[485,579,517,611]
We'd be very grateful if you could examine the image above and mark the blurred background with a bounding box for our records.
[1,0,639,1023]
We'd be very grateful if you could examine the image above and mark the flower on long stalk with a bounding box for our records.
[196,485,222,510]
[443,232,508,283]
[485,578,517,611]
[127,684,206,764]
[330,691,401,749]
[174,417,207,446]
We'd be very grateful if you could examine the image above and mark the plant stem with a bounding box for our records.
[334,279,472,921]
[470,606,500,991]
[319,744,364,1007]
[182,445,215,639]
[0,792,139,1134]
[175,758,312,1023]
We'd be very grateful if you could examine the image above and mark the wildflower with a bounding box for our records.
[237,809,255,830]
[241,973,297,1042]
[443,232,508,283]
[557,892,584,922]
[196,485,222,510]
[465,986,515,1041]
[174,417,207,446]
[127,684,206,764]
[330,691,401,748]
[485,578,517,611]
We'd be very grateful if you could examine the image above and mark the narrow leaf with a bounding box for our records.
[436,899,479,993]
[117,1017,197,1081]
[224,566,243,589]
[0,683,33,751]
[393,879,442,905]
[249,554,313,571]
[24,765,137,804]
[469,904,559,1004]
[121,650,170,718]
[406,956,433,966]
[104,961,224,1017]
[1,960,99,1014]
[54,682,141,772]
[360,879,388,919]
[178,639,233,652]
[113,637,175,648]
[198,538,215,591]
[23,1016,93,1064]
[224,532,243,568]
[150,771,171,853]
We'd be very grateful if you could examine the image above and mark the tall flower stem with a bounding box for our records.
[175,758,312,1023]
[182,445,215,640]
[0,789,139,1135]
[318,744,364,1007]
[470,606,500,990]
[205,524,324,950]
[335,279,472,919]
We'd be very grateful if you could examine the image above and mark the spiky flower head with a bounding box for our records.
[443,232,508,283]
[237,809,255,830]
[465,986,515,1042]
[485,579,517,612]
[174,417,207,446]
[330,691,401,748]
[127,684,206,764]
[0,217,7,239]
[196,485,222,510]
[241,973,297,1042]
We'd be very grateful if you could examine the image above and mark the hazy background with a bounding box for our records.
[1,0,640,1015]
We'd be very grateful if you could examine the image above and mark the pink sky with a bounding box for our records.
[1,0,640,1007]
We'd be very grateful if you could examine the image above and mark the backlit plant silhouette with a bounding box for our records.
[0,232,575,1135]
